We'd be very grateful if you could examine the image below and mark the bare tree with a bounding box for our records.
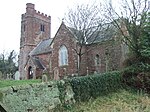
[104,0,150,58]
[103,0,150,91]
[65,4,107,75]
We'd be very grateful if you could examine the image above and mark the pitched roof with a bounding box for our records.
[31,57,45,69]
[67,23,117,44]
[30,38,53,56]
[87,25,117,44]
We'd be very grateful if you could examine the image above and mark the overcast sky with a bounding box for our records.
[0,0,119,55]
[0,0,101,54]
[0,0,147,56]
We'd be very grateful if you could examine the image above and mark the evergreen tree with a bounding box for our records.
[140,12,150,58]
[0,50,18,79]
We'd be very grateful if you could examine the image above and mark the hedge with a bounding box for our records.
[122,65,150,93]
[68,71,124,102]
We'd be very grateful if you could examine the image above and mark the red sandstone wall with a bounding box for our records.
[19,3,51,79]
[51,23,78,78]
[87,39,123,74]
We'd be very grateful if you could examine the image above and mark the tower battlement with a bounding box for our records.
[35,10,51,19]
[22,3,51,21]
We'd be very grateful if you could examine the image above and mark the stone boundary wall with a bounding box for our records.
[0,81,74,112]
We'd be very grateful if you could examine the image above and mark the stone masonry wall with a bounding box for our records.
[19,3,51,79]
[0,81,74,112]
[87,38,123,74]
[52,22,78,78]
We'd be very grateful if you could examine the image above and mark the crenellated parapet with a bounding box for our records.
[21,3,51,22]
[35,10,51,19]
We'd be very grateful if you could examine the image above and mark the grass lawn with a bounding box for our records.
[0,79,41,88]
[59,89,150,112]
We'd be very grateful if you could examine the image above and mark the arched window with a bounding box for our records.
[95,54,100,66]
[59,45,68,66]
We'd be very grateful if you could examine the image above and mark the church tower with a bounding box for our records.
[19,3,51,79]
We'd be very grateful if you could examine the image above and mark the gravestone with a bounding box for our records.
[41,75,48,83]
[0,71,3,80]
[53,67,59,80]
[14,71,20,80]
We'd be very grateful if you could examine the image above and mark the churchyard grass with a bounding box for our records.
[60,89,150,112]
[0,79,41,88]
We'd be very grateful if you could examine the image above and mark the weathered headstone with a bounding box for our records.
[0,71,3,80]
[14,71,20,80]
[41,75,48,83]
[54,67,59,80]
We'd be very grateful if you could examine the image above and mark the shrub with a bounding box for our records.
[57,79,75,110]
[67,71,124,102]
[122,64,150,93]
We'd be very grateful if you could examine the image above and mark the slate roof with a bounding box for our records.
[30,38,53,56]
[67,23,117,44]
[31,57,45,69]
[87,25,117,44]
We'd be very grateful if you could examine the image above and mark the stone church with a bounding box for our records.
[19,3,127,80]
